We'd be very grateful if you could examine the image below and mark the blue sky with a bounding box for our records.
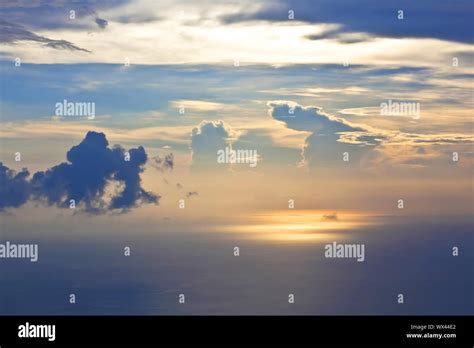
[0,0,473,217]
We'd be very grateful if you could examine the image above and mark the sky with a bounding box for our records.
[0,0,473,314]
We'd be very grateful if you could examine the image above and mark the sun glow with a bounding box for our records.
[220,210,371,243]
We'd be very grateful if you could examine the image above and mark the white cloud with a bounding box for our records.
[268,100,365,133]
[268,100,474,169]
[1,1,472,70]
[169,100,235,112]
[190,120,239,168]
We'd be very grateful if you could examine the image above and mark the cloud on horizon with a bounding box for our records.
[268,100,365,133]
[268,100,382,168]
[268,101,474,169]
[0,131,158,213]
[0,163,30,210]
[190,120,239,169]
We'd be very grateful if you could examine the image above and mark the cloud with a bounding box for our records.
[78,7,109,29]
[268,100,364,133]
[170,100,231,112]
[336,132,389,146]
[1,131,158,214]
[261,86,370,98]
[400,157,431,167]
[0,121,191,146]
[0,0,468,69]
[268,101,379,168]
[95,17,108,29]
[152,153,174,171]
[321,213,338,221]
[269,101,474,169]
[302,131,380,168]
[0,5,470,68]
[0,19,90,52]
[190,120,239,168]
[0,0,115,29]
[222,0,474,44]
[0,163,30,210]
[306,30,373,44]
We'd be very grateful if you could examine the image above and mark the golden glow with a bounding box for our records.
[219,210,371,243]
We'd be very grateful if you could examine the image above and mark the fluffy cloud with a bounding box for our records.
[268,100,364,133]
[0,131,158,213]
[268,101,474,169]
[190,120,239,168]
[268,101,379,167]
[0,163,30,210]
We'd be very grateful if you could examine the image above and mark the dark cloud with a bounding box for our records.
[321,213,338,221]
[305,30,373,44]
[0,163,30,210]
[74,6,109,29]
[1,131,158,214]
[222,0,474,44]
[32,131,158,213]
[0,19,90,52]
[95,17,108,29]
[44,39,90,52]
[0,1,120,30]
[153,153,174,172]
[114,14,161,24]
[186,191,199,198]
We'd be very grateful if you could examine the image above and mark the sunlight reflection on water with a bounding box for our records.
[218,210,374,243]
